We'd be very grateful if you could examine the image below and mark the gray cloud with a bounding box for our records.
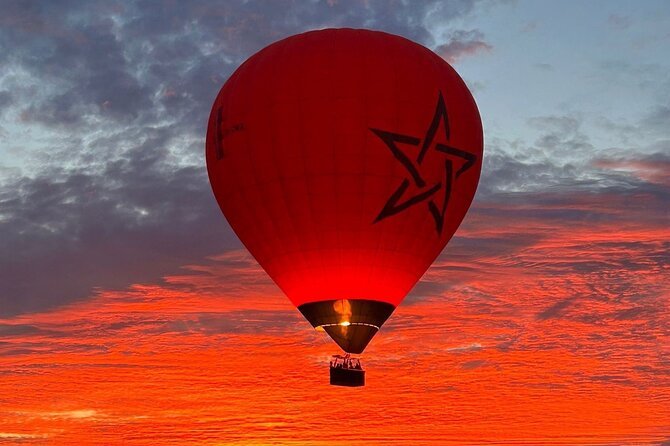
[0,0,489,316]
[0,135,238,316]
[0,91,12,112]
[643,104,670,133]
[0,0,485,135]
[434,29,492,63]
[478,107,670,200]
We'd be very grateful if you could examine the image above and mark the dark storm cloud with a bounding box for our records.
[0,0,492,316]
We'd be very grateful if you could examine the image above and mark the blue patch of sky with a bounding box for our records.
[444,0,670,154]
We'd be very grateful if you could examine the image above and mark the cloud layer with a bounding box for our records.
[1,0,492,316]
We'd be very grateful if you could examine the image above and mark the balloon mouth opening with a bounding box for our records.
[298,299,395,353]
[316,321,380,329]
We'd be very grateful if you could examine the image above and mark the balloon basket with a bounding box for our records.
[329,354,365,387]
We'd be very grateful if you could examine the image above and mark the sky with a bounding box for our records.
[0,0,669,444]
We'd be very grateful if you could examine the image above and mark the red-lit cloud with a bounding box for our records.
[1,185,668,444]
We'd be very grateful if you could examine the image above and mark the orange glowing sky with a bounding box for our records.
[2,188,668,445]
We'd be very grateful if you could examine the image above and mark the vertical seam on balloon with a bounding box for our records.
[327,31,340,300]
[386,34,411,299]
[273,37,306,300]
[366,30,386,302]
[250,42,283,283]
[297,33,316,304]
[293,37,318,298]
[292,34,314,304]
[370,30,393,302]
[358,29,370,300]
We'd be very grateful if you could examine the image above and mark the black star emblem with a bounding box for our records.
[370,91,477,234]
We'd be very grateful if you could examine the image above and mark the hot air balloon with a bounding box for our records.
[206,28,483,386]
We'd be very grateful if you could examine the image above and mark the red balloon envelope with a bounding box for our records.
[206,29,483,354]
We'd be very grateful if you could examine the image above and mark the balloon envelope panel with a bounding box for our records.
[206,28,483,311]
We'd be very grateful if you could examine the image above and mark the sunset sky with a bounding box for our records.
[1,1,669,445]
